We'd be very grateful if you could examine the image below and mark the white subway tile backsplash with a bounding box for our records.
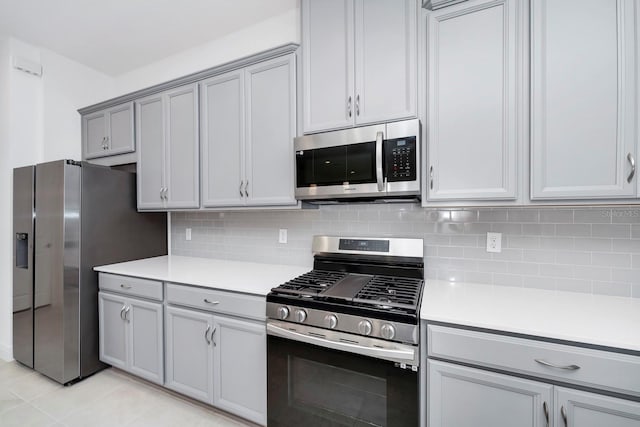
[172,205,640,298]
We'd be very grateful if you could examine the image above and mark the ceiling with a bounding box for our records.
[0,0,298,76]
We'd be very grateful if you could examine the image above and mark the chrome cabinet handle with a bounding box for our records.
[429,166,434,190]
[163,187,168,200]
[120,305,126,320]
[120,284,132,289]
[104,136,109,149]
[347,96,352,118]
[211,327,217,347]
[203,298,219,305]
[375,131,384,192]
[534,359,580,370]
[543,401,549,427]
[205,325,211,345]
[101,137,107,149]
[244,180,249,198]
[355,94,360,116]
[627,153,636,183]
[239,181,244,197]
[124,306,130,322]
[561,405,568,427]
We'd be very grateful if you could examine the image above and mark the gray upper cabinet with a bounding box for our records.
[530,0,638,200]
[136,84,199,210]
[200,54,297,208]
[82,102,135,159]
[425,0,523,202]
[555,387,640,427]
[302,0,417,134]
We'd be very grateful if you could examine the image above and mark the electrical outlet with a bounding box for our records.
[486,232,501,253]
[185,228,192,241]
[279,229,287,244]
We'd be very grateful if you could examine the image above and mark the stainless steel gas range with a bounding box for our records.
[266,235,424,427]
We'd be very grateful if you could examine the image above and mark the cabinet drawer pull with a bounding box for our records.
[244,180,249,198]
[205,324,211,345]
[124,306,130,322]
[120,284,132,289]
[355,94,360,116]
[347,96,352,118]
[543,401,549,427]
[627,153,636,183]
[239,181,244,197]
[211,327,217,347]
[120,305,126,320]
[534,359,580,371]
[429,166,434,190]
[560,405,568,427]
[203,298,220,305]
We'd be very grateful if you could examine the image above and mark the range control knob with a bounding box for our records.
[380,324,396,340]
[277,306,289,320]
[357,320,372,336]
[324,314,338,329]
[295,309,307,323]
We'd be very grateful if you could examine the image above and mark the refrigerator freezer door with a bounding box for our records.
[13,166,35,368]
[34,160,81,384]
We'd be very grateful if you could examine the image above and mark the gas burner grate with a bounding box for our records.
[354,275,423,309]
[273,270,347,296]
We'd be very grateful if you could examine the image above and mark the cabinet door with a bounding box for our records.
[165,306,214,404]
[106,102,135,156]
[98,292,127,370]
[165,84,199,208]
[83,111,107,159]
[213,316,267,426]
[136,94,165,210]
[200,71,245,207]
[531,0,637,199]
[245,55,297,206]
[428,360,552,427]
[302,0,355,133]
[555,387,640,427]
[128,298,163,385]
[426,0,521,201]
[354,0,417,125]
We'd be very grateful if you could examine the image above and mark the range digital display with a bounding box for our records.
[338,239,390,252]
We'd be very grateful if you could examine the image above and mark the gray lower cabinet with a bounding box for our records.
[200,54,296,208]
[82,102,135,160]
[555,387,640,427]
[136,83,199,210]
[428,360,552,427]
[98,291,164,385]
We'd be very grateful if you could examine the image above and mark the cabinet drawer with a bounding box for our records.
[166,283,265,320]
[99,273,163,301]
[427,324,640,397]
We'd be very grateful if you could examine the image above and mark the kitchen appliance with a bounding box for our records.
[294,119,420,202]
[266,235,424,426]
[13,160,167,384]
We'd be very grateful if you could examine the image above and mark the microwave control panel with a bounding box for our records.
[385,136,417,182]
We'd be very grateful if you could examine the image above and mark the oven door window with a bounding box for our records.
[296,142,376,187]
[267,336,418,427]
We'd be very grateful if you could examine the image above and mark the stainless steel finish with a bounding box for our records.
[311,235,424,259]
[203,298,219,305]
[267,302,419,344]
[347,95,352,118]
[358,320,372,336]
[380,324,396,340]
[239,181,244,197]
[13,166,35,368]
[244,180,249,198]
[295,309,307,323]
[277,306,289,320]
[376,131,384,192]
[627,152,636,183]
[294,119,420,200]
[267,321,419,366]
[205,324,211,345]
[120,305,126,320]
[429,165,434,190]
[355,94,360,116]
[561,405,568,427]
[543,401,549,427]
[534,359,581,371]
[211,326,217,347]
[324,314,338,329]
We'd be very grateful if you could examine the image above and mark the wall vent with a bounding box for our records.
[13,56,42,77]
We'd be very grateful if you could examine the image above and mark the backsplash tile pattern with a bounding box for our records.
[171,205,640,298]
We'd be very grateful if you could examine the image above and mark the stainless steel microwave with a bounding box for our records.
[294,119,420,201]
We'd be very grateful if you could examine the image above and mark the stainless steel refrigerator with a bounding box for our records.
[12,160,167,384]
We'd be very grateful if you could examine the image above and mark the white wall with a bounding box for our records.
[0,37,116,361]
[114,8,299,95]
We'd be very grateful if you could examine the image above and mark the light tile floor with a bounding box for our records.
[0,360,254,427]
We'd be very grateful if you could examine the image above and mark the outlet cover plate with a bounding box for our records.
[486,232,501,253]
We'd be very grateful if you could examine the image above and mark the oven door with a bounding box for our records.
[267,333,419,426]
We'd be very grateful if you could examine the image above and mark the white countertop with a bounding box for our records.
[94,255,310,296]
[421,280,640,352]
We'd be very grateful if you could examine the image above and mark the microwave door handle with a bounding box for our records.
[376,131,384,192]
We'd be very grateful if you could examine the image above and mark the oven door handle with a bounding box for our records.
[375,131,385,192]
[267,323,416,364]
